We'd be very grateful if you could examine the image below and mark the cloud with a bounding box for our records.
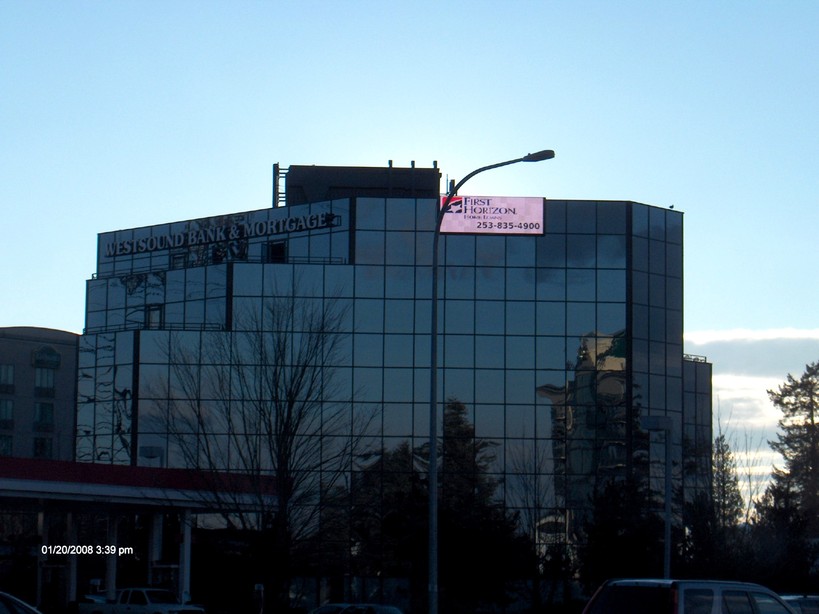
[685,328,819,504]
[685,329,819,379]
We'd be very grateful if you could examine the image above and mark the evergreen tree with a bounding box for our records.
[767,361,819,533]
[713,433,744,531]
[333,399,533,613]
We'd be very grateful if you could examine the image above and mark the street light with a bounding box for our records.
[428,150,555,614]
[640,415,674,579]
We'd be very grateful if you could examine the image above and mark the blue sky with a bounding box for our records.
[2,1,818,490]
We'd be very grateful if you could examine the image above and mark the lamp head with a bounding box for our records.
[523,149,555,162]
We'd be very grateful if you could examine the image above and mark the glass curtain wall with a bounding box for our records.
[77,196,688,599]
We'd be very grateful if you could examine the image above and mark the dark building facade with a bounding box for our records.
[75,165,712,607]
[0,327,78,461]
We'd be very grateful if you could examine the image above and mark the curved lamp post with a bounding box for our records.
[428,149,555,614]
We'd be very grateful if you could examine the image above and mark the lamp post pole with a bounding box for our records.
[640,415,673,579]
[428,150,555,614]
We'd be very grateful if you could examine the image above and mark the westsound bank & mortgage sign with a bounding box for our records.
[439,196,544,235]
[102,211,336,258]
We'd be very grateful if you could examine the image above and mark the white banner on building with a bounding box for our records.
[439,196,545,235]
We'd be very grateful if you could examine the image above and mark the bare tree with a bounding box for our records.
[146,284,374,608]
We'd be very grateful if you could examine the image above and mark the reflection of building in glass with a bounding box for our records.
[75,165,712,602]
[0,327,78,460]
[537,331,628,542]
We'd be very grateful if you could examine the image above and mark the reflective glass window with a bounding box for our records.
[474,301,505,334]
[505,406,535,439]
[537,234,566,267]
[667,309,683,342]
[475,405,505,437]
[598,234,627,268]
[108,278,125,309]
[506,301,535,335]
[475,369,504,403]
[384,335,414,368]
[383,402,413,435]
[354,367,383,402]
[536,269,566,301]
[475,336,504,368]
[442,368,473,402]
[414,299,431,334]
[597,269,626,302]
[383,368,413,401]
[476,236,506,267]
[141,331,169,363]
[355,231,385,264]
[506,336,534,369]
[667,243,683,278]
[386,231,416,265]
[264,263,293,296]
[384,267,414,301]
[86,311,105,331]
[299,265,326,297]
[506,370,536,404]
[649,207,666,241]
[650,239,666,275]
[185,268,205,300]
[537,337,567,370]
[445,266,475,299]
[650,306,666,341]
[649,341,666,375]
[632,304,649,340]
[354,334,383,366]
[206,266,226,299]
[649,274,666,308]
[632,236,649,272]
[632,270,649,305]
[445,235,476,266]
[384,299,414,333]
[233,265,261,297]
[567,201,596,233]
[633,203,649,237]
[445,335,474,368]
[326,265,354,297]
[597,302,626,334]
[507,237,535,267]
[545,201,567,233]
[667,211,683,244]
[535,302,565,336]
[415,198,437,232]
[444,300,474,334]
[567,235,596,268]
[356,198,386,230]
[650,374,666,408]
[567,269,595,302]
[415,231,434,267]
[309,232,330,260]
[567,302,596,337]
[185,300,204,326]
[88,282,107,312]
[383,198,416,230]
[354,266,384,297]
[597,202,627,234]
[355,299,384,333]
[507,268,535,300]
[476,267,505,299]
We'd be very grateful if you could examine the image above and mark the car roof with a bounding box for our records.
[603,579,775,590]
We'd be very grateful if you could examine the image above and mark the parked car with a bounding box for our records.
[0,591,44,614]
[781,595,819,614]
[77,588,204,614]
[583,579,796,614]
[310,605,402,614]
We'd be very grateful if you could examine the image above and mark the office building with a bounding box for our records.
[0,326,78,461]
[75,164,712,605]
